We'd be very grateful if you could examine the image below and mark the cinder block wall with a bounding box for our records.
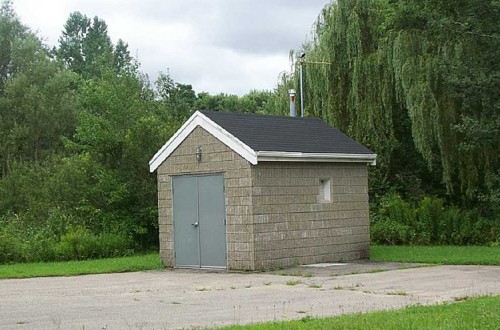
[251,162,370,270]
[157,127,371,271]
[157,127,255,270]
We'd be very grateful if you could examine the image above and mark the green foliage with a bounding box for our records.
[371,220,412,245]
[56,12,132,77]
[278,0,499,215]
[0,210,134,263]
[371,194,499,245]
[0,225,24,264]
[0,5,278,264]
[0,4,279,265]
[377,193,416,226]
[0,151,148,263]
[155,72,196,123]
[0,59,78,167]
[0,3,78,176]
[0,0,29,94]
[3,0,496,265]
[55,226,132,261]
[194,90,274,115]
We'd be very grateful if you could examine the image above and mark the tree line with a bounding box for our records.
[0,0,498,263]
[0,0,274,263]
[274,0,499,245]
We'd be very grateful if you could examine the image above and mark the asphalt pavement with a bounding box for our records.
[0,264,498,329]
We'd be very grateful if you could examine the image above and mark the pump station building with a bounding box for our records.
[149,110,376,270]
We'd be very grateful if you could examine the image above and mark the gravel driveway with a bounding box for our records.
[0,264,498,329]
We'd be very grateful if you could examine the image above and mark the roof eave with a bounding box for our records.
[256,151,377,166]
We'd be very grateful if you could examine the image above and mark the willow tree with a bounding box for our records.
[277,0,499,211]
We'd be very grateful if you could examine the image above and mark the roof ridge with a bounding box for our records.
[198,110,323,122]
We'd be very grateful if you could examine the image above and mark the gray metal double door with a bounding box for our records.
[172,174,227,268]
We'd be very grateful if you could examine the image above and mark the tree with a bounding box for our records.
[57,12,134,78]
[193,90,273,114]
[0,4,168,255]
[1,58,78,164]
[82,16,114,77]
[155,72,196,123]
[114,39,137,74]
[57,11,89,76]
[277,0,499,212]
[239,89,273,114]
[0,0,29,95]
[0,2,78,175]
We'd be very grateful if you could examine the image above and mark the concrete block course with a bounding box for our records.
[250,162,370,269]
[156,125,371,271]
[157,126,255,270]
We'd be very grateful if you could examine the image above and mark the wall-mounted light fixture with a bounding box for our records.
[195,146,202,162]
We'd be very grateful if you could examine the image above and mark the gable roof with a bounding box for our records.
[200,110,374,155]
[149,110,376,172]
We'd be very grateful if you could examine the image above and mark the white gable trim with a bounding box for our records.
[149,111,258,172]
[149,111,378,172]
[256,151,377,166]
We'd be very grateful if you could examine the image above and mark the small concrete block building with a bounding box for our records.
[149,111,376,270]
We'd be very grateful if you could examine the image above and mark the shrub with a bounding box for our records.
[417,197,444,244]
[0,210,134,264]
[96,232,133,257]
[0,230,24,264]
[55,226,132,261]
[378,193,416,226]
[441,207,462,244]
[23,233,58,262]
[371,193,500,246]
[371,220,412,245]
[54,226,92,260]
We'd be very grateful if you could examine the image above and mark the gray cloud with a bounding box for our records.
[100,0,328,54]
[13,0,330,95]
[207,1,326,54]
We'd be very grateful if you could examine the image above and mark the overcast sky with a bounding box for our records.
[12,0,329,95]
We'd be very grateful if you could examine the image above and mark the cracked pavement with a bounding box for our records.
[0,264,498,329]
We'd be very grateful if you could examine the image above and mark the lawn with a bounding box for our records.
[220,295,500,330]
[0,253,163,279]
[370,245,500,265]
[1,245,498,280]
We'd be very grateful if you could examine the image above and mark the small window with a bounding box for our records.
[319,178,331,202]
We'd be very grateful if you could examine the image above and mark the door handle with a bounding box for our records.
[192,222,199,227]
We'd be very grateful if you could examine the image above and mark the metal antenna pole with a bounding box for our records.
[299,56,304,117]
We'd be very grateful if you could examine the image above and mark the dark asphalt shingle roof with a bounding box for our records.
[200,111,373,154]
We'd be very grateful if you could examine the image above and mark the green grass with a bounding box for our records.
[371,245,500,265]
[219,295,500,329]
[0,253,163,279]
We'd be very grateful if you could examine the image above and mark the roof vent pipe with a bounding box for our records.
[289,89,296,117]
